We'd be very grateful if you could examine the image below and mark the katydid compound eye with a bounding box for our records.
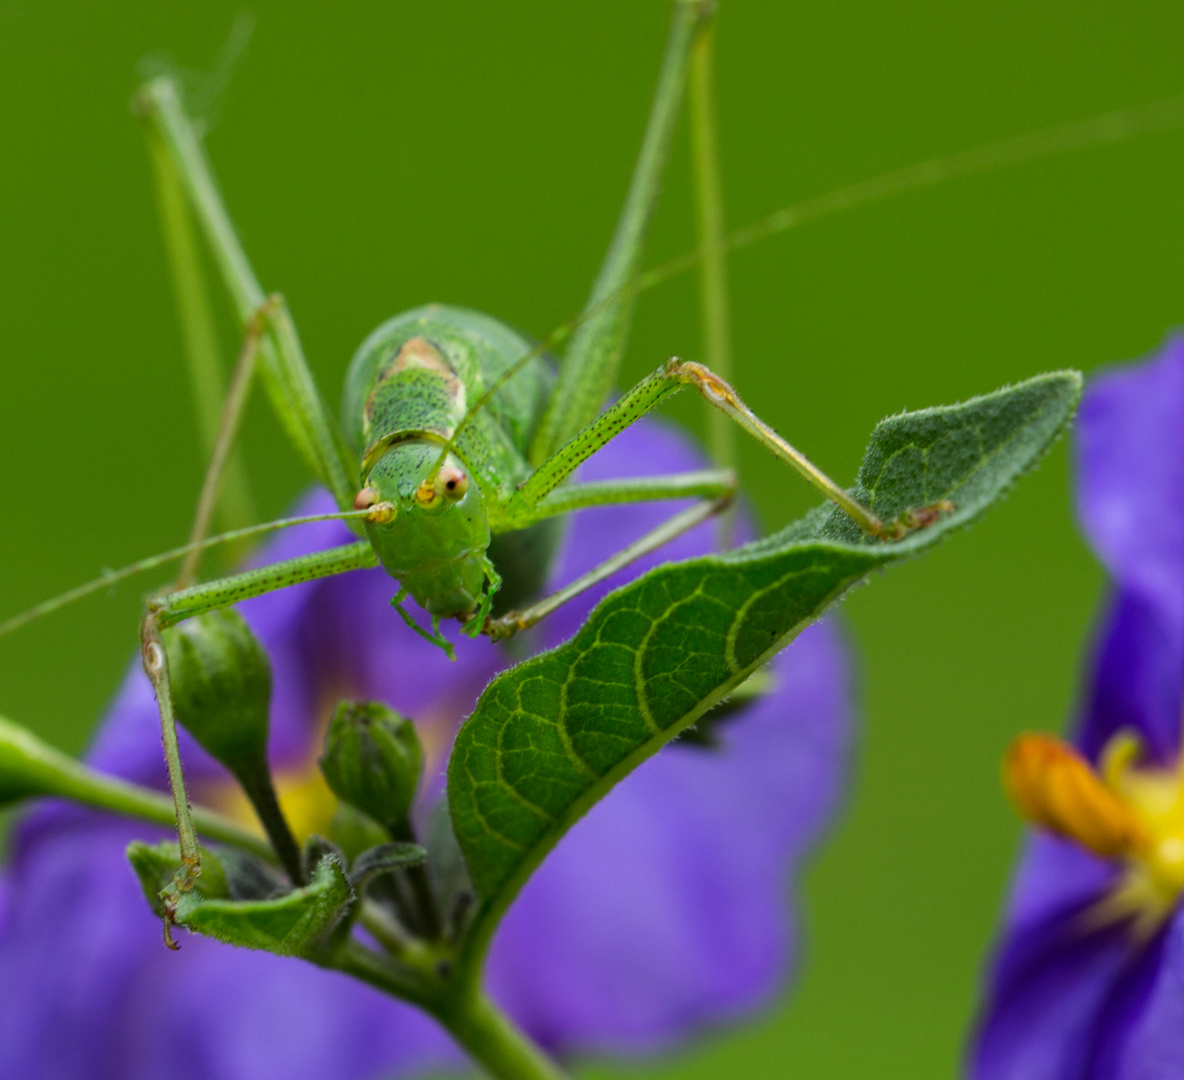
[438,466,468,500]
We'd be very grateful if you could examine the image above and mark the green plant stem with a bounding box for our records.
[0,713,274,862]
[336,939,568,1080]
[238,772,304,884]
[435,990,569,1080]
[689,18,738,549]
[689,20,734,473]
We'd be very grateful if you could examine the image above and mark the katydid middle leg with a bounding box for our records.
[485,495,734,642]
[504,356,953,542]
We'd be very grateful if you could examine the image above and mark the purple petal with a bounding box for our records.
[1074,337,1184,761]
[1106,911,1184,1080]
[1076,335,1184,615]
[1001,833,1120,934]
[1077,588,1184,765]
[970,895,1166,1080]
[970,337,1184,1079]
[0,417,854,1075]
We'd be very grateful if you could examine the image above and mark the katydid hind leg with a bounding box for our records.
[531,0,714,464]
[137,77,356,510]
[176,297,279,588]
[147,115,258,544]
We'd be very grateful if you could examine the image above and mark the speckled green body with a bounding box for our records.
[341,304,560,617]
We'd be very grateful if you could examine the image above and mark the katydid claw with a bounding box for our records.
[483,614,526,643]
[158,858,201,951]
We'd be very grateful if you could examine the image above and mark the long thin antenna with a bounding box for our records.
[431,93,1184,475]
[0,507,380,640]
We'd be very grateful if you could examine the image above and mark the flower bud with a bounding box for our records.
[163,609,271,783]
[319,700,423,833]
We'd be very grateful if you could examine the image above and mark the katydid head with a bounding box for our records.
[357,440,491,619]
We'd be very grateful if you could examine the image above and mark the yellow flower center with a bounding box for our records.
[203,763,339,847]
[1004,731,1184,940]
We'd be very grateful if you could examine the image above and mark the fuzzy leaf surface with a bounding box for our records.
[174,855,352,957]
[448,372,1082,950]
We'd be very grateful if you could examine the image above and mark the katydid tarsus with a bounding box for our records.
[2,0,1178,935]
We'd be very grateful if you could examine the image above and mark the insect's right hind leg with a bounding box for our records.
[136,77,357,511]
[509,357,952,541]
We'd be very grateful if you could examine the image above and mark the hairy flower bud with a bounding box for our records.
[163,609,272,781]
[319,700,423,833]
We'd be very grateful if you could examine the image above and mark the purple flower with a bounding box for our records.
[970,336,1184,1080]
[0,419,854,1079]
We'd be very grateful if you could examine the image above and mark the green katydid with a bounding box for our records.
[124,0,953,905]
[2,0,1170,925]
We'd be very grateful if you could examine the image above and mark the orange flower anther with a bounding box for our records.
[1003,733,1149,859]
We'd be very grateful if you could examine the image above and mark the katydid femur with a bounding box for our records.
[17,0,956,921]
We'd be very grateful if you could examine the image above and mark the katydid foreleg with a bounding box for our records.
[138,537,382,933]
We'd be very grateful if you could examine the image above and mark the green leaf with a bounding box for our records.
[448,371,1081,942]
[173,855,353,957]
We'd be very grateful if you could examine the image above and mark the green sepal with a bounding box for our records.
[177,855,353,958]
[301,833,347,884]
[349,841,427,888]
[449,372,1081,932]
[128,842,352,956]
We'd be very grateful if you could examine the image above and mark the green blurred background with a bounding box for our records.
[2,2,1183,1076]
